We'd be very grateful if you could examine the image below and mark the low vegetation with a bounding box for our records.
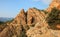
[46,7,60,29]
[33,7,48,14]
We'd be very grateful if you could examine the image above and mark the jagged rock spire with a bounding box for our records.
[12,9,26,24]
[11,9,29,30]
[0,8,49,37]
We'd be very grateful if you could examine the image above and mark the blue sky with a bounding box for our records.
[0,0,52,18]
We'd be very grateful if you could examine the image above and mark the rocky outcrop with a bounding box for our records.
[9,9,29,37]
[0,9,28,37]
[0,6,60,37]
[12,9,29,31]
[26,23,55,37]
[27,8,46,28]
[26,22,60,37]
[0,8,47,37]
[0,26,13,37]
[46,0,60,12]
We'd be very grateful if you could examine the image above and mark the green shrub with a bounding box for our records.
[41,10,48,14]
[46,7,60,29]
[0,21,4,24]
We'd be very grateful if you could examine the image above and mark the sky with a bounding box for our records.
[0,0,52,18]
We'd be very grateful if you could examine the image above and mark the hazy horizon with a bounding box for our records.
[0,0,52,18]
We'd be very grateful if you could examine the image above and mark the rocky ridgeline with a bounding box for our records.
[0,0,60,37]
[0,8,49,37]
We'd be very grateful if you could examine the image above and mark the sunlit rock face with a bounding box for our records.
[0,8,47,37]
[27,8,46,28]
[46,0,60,12]
[0,9,27,37]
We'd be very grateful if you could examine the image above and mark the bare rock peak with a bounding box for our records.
[18,9,25,15]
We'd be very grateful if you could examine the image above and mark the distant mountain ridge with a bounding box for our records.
[0,17,13,22]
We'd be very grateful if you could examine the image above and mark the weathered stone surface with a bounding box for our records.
[10,9,29,37]
[26,22,60,37]
[0,9,28,37]
[26,23,55,37]
[0,26,13,37]
[27,8,46,28]
[14,9,29,31]
[0,8,48,37]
